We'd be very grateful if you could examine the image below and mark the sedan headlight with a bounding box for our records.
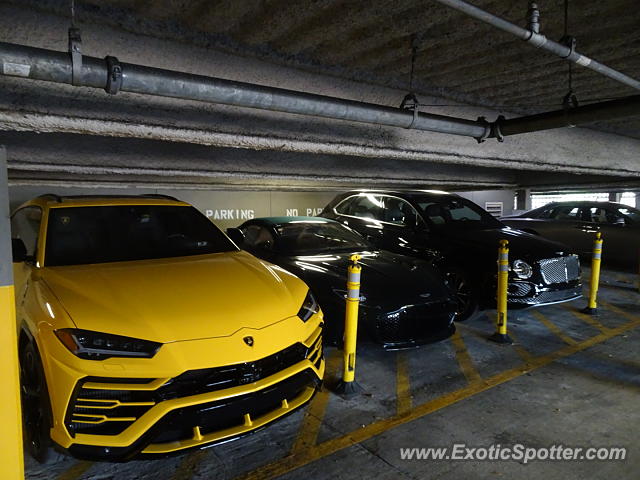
[297,290,320,322]
[512,259,533,279]
[54,329,162,360]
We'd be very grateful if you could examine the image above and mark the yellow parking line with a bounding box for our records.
[232,316,640,480]
[170,449,209,480]
[531,310,578,345]
[560,303,610,333]
[504,329,534,363]
[599,300,639,322]
[290,349,342,454]
[396,351,412,416]
[56,461,93,480]
[450,330,482,385]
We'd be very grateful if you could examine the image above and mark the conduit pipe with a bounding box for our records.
[496,95,640,136]
[1,41,639,141]
[432,0,640,91]
[0,42,489,139]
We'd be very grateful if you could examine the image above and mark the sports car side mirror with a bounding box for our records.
[226,228,245,246]
[12,238,27,262]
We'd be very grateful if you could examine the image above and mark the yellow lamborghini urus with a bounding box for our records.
[11,195,324,462]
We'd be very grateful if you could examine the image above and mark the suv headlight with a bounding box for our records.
[55,329,162,360]
[512,259,533,279]
[297,290,320,322]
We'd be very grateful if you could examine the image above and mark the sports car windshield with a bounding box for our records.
[415,197,503,230]
[275,221,371,254]
[45,205,237,266]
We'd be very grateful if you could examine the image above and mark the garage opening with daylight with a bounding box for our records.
[0,0,638,479]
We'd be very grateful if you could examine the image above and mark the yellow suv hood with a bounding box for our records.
[42,251,307,343]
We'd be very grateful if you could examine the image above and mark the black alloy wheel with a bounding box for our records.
[20,341,64,464]
[445,269,479,322]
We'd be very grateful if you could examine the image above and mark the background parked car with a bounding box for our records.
[321,190,582,320]
[501,201,640,269]
[229,217,456,349]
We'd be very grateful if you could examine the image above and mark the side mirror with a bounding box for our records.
[226,228,245,246]
[12,238,27,262]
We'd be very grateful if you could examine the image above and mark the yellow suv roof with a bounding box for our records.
[19,194,190,210]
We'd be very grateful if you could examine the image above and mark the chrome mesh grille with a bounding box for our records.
[538,256,580,285]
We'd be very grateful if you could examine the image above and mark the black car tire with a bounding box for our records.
[20,341,65,464]
[444,268,479,322]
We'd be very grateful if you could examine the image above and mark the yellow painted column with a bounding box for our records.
[582,232,603,315]
[0,147,24,479]
[489,239,512,344]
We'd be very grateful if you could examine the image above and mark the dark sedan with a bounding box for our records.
[321,190,583,320]
[228,217,456,349]
[501,201,640,269]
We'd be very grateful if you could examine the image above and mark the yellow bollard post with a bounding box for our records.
[0,148,24,480]
[582,232,603,315]
[489,240,513,344]
[335,254,364,396]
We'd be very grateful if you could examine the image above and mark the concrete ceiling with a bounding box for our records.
[77,0,640,138]
[0,0,639,191]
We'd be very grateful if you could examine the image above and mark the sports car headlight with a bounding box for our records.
[512,259,533,279]
[54,329,162,360]
[297,290,319,322]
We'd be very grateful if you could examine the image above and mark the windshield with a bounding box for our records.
[45,205,237,266]
[415,197,503,230]
[275,221,371,255]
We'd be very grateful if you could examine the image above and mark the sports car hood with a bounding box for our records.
[41,251,307,343]
[278,250,451,306]
[436,227,572,259]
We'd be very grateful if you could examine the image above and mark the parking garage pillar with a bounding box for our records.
[0,146,24,479]
[608,192,621,202]
[515,189,531,211]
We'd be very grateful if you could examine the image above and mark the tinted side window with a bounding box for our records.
[10,207,42,257]
[549,206,580,220]
[382,197,419,226]
[346,195,384,221]
[242,225,274,250]
[335,197,355,215]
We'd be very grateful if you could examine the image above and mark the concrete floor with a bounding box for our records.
[26,269,639,480]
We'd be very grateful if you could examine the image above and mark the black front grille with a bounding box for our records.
[375,302,455,345]
[149,369,319,445]
[66,339,320,436]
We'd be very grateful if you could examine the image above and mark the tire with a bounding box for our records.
[19,341,65,464]
[444,268,479,322]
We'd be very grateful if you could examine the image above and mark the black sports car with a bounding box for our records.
[321,190,583,320]
[228,217,456,349]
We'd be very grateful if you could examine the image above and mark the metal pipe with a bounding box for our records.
[433,0,640,91]
[497,95,640,136]
[0,42,489,139]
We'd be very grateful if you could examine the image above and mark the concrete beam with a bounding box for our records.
[0,3,639,187]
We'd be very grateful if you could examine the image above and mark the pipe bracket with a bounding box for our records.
[105,56,123,95]
[490,116,505,143]
[400,92,420,129]
[68,27,82,86]
[559,35,576,59]
[475,116,491,143]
